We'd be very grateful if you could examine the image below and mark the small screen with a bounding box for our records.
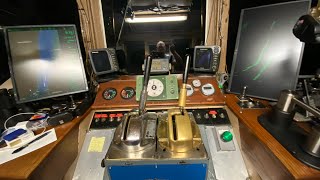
[194,48,212,69]
[228,1,309,101]
[5,25,88,103]
[90,50,112,73]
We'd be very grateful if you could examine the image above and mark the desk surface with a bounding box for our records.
[2,93,320,179]
[226,94,320,179]
[0,109,90,180]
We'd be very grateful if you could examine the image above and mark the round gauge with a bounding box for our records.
[201,83,215,96]
[192,79,201,87]
[186,84,194,97]
[121,87,135,99]
[147,79,164,97]
[102,88,117,100]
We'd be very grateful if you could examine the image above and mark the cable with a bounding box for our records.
[4,112,35,130]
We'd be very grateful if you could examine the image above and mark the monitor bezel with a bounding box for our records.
[227,0,309,101]
[89,48,117,75]
[193,45,216,73]
[4,24,89,103]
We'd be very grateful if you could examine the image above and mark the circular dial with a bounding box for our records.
[192,79,201,87]
[201,83,215,96]
[120,87,135,99]
[102,88,117,100]
[147,79,164,97]
[186,84,194,97]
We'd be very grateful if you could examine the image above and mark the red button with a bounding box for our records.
[109,114,116,118]
[101,114,108,118]
[116,113,123,118]
[94,114,102,118]
[209,110,217,115]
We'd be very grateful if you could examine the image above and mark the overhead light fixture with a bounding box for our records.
[125,14,188,23]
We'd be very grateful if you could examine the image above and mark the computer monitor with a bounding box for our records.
[228,0,310,101]
[4,25,88,103]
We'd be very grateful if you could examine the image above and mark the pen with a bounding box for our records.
[12,131,51,154]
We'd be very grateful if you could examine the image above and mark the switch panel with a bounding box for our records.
[191,108,230,125]
[90,111,127,129]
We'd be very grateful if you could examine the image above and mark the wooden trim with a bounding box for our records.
[226,94,320,179]
[77,0,107,52]
[205,0,230,73]
[92,75,225,110]
[77,0,230,73]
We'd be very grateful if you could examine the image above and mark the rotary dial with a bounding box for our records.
[147,79,164,97]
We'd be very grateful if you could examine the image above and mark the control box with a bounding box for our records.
[136,75,178,101]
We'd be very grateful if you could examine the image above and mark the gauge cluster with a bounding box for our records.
[100,78,217,103]
[189,79,216,97]
[102,87,136,101]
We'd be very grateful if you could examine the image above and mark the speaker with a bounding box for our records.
[47,112,73,126]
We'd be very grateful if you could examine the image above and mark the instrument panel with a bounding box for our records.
[92,75,225,110]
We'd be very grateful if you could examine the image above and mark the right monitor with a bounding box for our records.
[193,45,221,73]
[228,0,310,101]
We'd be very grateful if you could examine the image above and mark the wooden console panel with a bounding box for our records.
[92,75,225,110]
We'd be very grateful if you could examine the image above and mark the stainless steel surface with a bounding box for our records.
[138,56,152,115]
[212,126,236,151]
[239,86,248,101]
[105,112,157,159]
[203,125,249,180]
[237,99,265,109]
[293,112,312,122]
[73,109,248,180]
[303,126,320,157]
[276,90,298,113]
[183,55,190,84]
[72,129,114,180]
[292,97,320,119]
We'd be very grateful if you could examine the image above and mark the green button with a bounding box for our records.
[221,131,233,142]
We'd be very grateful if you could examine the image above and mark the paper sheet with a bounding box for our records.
[88,137,105,152]
[0,128,57,165]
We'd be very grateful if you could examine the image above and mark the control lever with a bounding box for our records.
[138,55,152,115]
[158,54,203,153]
[178,55,190,115]
[239,86,249,101]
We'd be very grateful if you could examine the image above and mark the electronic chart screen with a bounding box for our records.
[5,25,88,103]
[90,50,112,75]
[228,0,310,101]
[194,48,213,70]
